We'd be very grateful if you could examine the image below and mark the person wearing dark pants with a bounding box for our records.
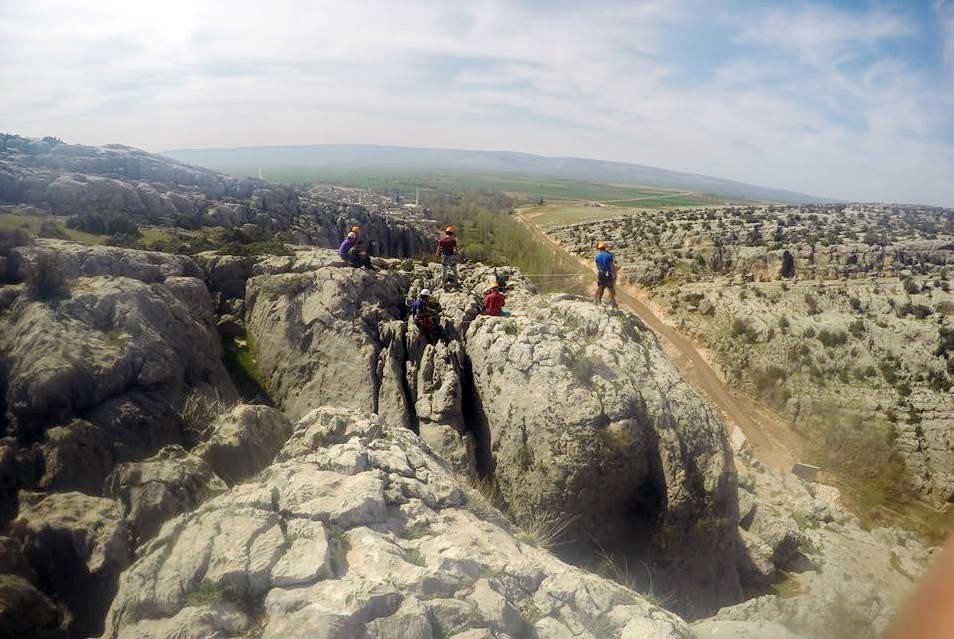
[594,241,618,309]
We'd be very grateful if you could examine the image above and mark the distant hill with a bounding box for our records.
[161,144,832,205]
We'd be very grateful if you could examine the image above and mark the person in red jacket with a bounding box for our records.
[483,282,508,317]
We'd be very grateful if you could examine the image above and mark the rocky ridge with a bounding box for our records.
[548,203,954,509]
[0,134,430,258]
[0,234,937,638]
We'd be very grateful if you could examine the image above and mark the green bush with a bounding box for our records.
[804,293,820,315]
[847,319,865,338]
[0,227,32,258]
[25,252,69,301]
[817,329,848,348]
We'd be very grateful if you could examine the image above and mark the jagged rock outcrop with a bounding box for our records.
[105,446,228,545]
[243,250,741,612]
[550,203,954,286]
[0,240,242,636]
[466,295,740,613]
[193,404,293,485]
[0,535,65,638]
[245,255,411,420]
[11,491,130,637]
[0,241,236,511]
[102,407,693,639]
[0,135,432,256]
[711,435,935,638]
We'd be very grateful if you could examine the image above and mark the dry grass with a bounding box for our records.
[515,510,577,551]
[180,391,236,447]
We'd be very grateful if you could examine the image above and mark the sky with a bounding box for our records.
[1,0,953,205]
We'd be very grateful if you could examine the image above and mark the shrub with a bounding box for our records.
[38,220,68,239]
[515,510,576,551]
[902,277,920,295]
[25,252,69,300]
[180,392,226,446]
[803,326,816,339]
[804,294,820,315]
[817,329,848,348]
[897,302,933,319]
[0,227,32,258]
[936,327,954,359]
[847,320,865,338]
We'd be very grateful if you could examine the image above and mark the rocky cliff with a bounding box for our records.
[0,236,937,638]
[0,134,430,258]
[550,204,954,286]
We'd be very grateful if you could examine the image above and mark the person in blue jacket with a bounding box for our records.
[594,241,618,308]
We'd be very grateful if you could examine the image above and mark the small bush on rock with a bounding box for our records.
[180,392,226,446]
[25,252,69,300]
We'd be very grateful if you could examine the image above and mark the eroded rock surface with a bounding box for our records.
[193,404,294,485]
[103,407,692,639]
[466,294,740,612]
[12,491,130,637]
[0,241,236,511]
[716,436,935,638]
[105,445,227,545]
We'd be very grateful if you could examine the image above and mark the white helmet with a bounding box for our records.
[419,288,431,297]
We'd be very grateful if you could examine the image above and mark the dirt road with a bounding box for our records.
[517,209,799,471]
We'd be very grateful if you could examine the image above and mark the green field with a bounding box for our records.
[0,212,107,245]
[222,166,744,207]
[517,202,647,228]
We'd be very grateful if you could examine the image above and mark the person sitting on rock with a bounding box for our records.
[594,241,618,309]
[339,231,373,269]
[482,282,509,317]
[437,226,459,288]
[409,288,442,341]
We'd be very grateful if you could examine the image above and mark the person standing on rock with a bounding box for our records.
[594,241,618,309]
[437,226,459,288]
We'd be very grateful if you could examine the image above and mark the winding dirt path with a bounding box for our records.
[516,209,800,471]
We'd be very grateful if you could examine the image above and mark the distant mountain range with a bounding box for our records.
[161,144,832,204]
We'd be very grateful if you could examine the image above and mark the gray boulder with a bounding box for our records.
[102,407,692,639]
[105,445,227,545]
[0,242,237,500]
[465,294,740,611]
[244,256,410,420]
[193,404,293,485]
[12,491,130,638]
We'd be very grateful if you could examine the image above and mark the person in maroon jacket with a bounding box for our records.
[437,226,459,288]
[482,282,509,317]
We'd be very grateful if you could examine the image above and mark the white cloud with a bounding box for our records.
[0,0,952,205]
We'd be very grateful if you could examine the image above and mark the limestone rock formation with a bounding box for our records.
[12,491,130,637]
[0,535,65,639]
[105,445,227,545]
[715,438,935,638]
[245,256,411,420]
[243,250,742,611]
[466,295,740,612]
[0,135,432,256]
[0,241,236,514]
[193,404,294,485]
[102,407,692,639]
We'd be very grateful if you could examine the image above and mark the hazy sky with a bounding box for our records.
[2,0,953,205]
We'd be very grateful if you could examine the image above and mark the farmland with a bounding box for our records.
[222,166,746,208]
